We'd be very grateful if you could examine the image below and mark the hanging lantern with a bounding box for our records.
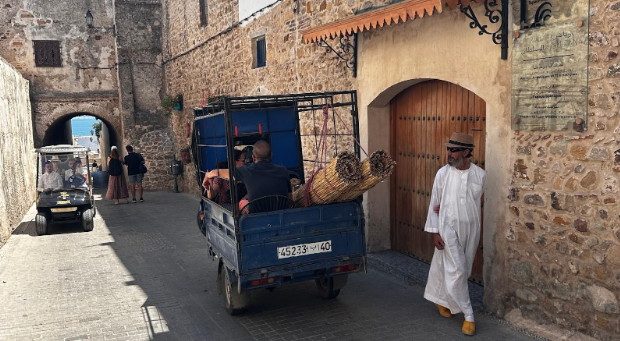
[85,10,93,28]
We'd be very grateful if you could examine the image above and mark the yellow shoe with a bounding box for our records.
[462,321,475,336]
[436,304,452,318]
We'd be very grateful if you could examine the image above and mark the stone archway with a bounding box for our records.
[32,96,121,147]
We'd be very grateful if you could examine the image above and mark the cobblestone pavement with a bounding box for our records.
[0,190,539,341]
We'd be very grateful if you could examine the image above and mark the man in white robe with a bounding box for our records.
[423,132,486,336]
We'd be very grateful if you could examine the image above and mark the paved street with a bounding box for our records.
[0,189,539,341]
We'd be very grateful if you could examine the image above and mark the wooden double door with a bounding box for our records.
[389,80,486,284]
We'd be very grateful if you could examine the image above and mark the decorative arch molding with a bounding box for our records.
[368,77,490,110]
[32,96,121,146]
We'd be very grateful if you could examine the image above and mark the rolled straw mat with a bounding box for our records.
[293,151,362,207]
[337,150,396,202]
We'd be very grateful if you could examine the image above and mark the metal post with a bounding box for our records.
[501,0,509,60]
[173,154,179,193]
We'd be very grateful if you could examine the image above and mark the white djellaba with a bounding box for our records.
[423,162,486,322]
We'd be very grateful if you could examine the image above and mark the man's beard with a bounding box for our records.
[448,155,465,168]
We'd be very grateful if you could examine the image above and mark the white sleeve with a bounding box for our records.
[424,169,444,234]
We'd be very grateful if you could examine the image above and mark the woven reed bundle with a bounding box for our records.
[337,150,396,202]
[293,151,362,207]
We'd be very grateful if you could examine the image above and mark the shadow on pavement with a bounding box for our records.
[11,220,36,236]
[92,188,253,340]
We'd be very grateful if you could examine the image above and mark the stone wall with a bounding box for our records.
[115,0,174,191]
[498,1,620,339]
[0,56,35,247]
[162,0,378,196]
[0,0,121,147]
[0,0,174,191]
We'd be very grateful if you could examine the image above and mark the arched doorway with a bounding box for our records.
[389,80,486,283]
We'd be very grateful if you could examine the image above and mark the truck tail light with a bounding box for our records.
[332,265,357,273]
[251,277,275,286]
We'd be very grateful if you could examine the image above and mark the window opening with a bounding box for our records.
[253,36,266,68]
[34,40,61,67]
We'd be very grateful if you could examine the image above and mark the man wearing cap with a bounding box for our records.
[38,161,64,192]
[423,132,486,336]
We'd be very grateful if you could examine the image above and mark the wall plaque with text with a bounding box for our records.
[512,0,589,131]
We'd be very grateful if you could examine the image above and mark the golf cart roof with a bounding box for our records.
[34,145,91,154]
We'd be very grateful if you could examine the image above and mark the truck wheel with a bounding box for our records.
[315,277,341,299]
[222,269,250,315]
[197,210,205,236]
[82,209,94,232]
[35,213,48,236]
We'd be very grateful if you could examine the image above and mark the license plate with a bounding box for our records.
[277,240,332,259]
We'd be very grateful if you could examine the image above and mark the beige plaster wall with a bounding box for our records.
[356,4,512,303]
[0,56,35,248]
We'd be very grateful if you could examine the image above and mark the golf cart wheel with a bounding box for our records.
[315,277,341,299]
[221,268,250,315]
[35,213,48,236]
[82,208,94,232]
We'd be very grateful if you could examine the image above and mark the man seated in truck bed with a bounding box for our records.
[204,140,291,213]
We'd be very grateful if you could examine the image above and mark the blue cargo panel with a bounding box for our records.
[268,108,296,131]
[271,132,299,169]
[231,110,268,134]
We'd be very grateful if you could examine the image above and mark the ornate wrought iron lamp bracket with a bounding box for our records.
[458,0,509,60]
[520,0,553,29]
[317,33,357,77]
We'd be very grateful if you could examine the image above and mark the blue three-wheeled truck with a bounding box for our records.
[192,91,367,314]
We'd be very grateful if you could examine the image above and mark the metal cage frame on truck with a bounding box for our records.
[192,90,361,220]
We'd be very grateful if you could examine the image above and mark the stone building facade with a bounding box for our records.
[163,0,620,339]
[0,0,174,190]
[0,56,35,247]
[501,1,620,339]
[1,0,618,338]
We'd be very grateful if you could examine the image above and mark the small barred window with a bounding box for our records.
[33,40,61,67]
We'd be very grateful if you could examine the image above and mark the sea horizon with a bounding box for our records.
[71,117,98,137]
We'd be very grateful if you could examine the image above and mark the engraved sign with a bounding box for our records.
[512,0,589,131]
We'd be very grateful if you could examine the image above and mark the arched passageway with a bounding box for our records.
[41,112,120,151]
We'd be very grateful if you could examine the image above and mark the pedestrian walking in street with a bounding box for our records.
[106,148,129,204]
[124,145,145,203]
[423,132,486,336]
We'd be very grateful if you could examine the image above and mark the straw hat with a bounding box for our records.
[50,155,61,162]
[444,132,475,149]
